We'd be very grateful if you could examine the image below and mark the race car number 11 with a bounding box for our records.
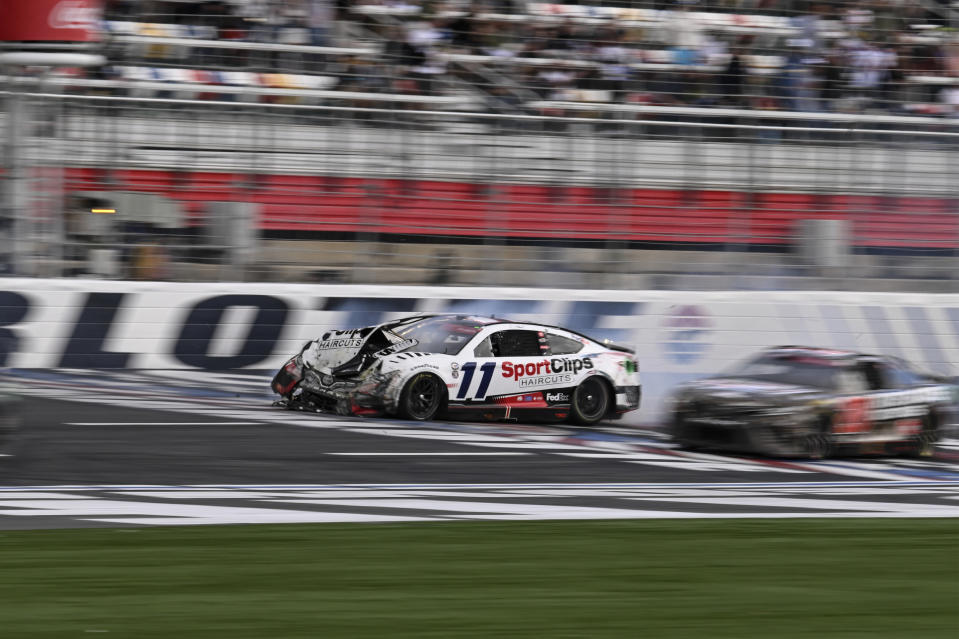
[456,362,496,400]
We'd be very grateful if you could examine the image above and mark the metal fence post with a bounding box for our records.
[1,73,27,275]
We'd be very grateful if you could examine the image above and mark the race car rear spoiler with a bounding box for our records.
[557,325,635,355]
[603,340,635,355]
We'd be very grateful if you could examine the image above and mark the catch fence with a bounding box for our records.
[2,91,959,289]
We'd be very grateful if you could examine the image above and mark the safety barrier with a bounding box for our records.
[57,168,959,249]
[5,95,959,284]
[1,279,956,424]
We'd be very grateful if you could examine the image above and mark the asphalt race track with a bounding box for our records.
[1,370,957,529]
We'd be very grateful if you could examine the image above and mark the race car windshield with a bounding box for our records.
[727,356,844,391]
[389,317,482,355]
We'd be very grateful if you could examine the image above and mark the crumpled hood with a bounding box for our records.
[302,327,377,371]
[302,325,418,376]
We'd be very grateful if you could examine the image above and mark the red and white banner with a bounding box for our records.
[0,0,102,42]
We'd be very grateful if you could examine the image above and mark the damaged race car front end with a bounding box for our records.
[285,361,402,416]
[271,322,419,416]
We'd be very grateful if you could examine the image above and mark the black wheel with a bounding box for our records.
[799,420,833,460]
[0,410,21,458]
[904,414,938,458]
[397,373,445,421]
[570,377,610,425]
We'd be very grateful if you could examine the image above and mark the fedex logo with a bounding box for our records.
[501,357,593,381]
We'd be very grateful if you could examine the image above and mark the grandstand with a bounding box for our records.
[2,0,959,289]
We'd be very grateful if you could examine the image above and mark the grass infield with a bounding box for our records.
[0,519,956,638]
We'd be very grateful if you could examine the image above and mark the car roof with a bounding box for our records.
[388,314,506,327]
[765,345,866,361]
[389,314,604,345]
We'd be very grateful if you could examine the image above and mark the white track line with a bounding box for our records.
[66,422,262,426]
[327,452,533,456]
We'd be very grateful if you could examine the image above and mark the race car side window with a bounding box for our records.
[473,337,494,358]
[475,330,544,357]
[836,369,869,394]
[882,362,924,388]
[860,362,884,390]
[547,333,584,355]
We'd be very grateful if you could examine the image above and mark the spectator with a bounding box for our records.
[90,0,959,119]
[719,46,747,107]
[487,84,524,114]
[597,48,632,102]
[941,81,959,117]
[870,0,903,40]
[478,17,521,57]
[447,3,482,51]
[793,2,827,52]
[944,41,959,78]
[544,19,578,53]
[383,25,425,68]
[843,0,875,39]
[779,43,820,111]
[847,38,897,110]
[245,0,288,44]
[877,41,904,110]
[535,64,578,100]
[812,50,846,112]
[663,0,705,66]
[307,0,335,47]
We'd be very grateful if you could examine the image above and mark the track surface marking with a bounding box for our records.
[2,370,957,528]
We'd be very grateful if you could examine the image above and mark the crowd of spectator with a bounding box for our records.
[94,0,959,117]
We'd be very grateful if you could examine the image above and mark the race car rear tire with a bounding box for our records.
[904,414,938,458]
[570,377,610,425]
[397,373,446,422]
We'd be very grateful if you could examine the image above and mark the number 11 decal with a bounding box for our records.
[456,361,496,400]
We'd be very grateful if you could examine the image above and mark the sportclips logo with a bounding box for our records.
[502,358,593,388]
[49,0,99,30]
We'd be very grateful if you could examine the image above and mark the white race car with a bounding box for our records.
[272,314,640,424]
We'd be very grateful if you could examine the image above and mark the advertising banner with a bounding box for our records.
[0,279,957,422]
[0,0,102,43]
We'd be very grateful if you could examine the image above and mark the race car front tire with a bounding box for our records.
[798,418,833,460]
[570,377,610,425]
[397,373,446,421]
[670,410,698,450]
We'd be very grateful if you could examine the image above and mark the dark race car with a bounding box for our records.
[670,346,957,459]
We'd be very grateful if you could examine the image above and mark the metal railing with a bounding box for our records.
[2,92,958,290]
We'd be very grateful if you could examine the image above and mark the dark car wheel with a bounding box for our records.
[0,412,20,457]
[800,420,833,460]
[670,410,698,450]
[570,377,610,425]
[398,373,445,421]
[904,414,938,458]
